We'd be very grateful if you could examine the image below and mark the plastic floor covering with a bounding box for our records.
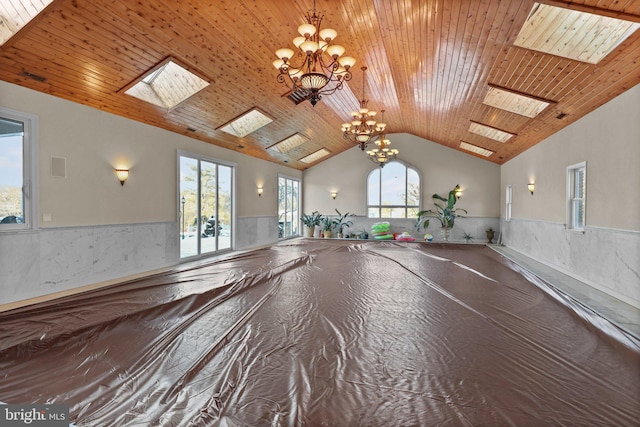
[1,239,638,426]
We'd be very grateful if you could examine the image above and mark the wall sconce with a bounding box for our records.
[527,183,535,195]
[115,169,129,186]
[455,188,463,199]
[331,191,338,200]
[257,187,263,197]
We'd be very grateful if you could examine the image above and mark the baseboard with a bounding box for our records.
[503,245,640,310]
[0,265,176,313]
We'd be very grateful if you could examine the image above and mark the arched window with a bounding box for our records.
[367,161,420,218]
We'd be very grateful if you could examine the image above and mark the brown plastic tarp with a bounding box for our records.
[1,240,638,426]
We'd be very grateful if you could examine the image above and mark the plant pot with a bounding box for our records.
[323,230,332,238]
[441,227,451,241]
[304,225,315,237]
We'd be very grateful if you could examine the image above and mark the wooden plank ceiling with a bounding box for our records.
[1,0,639,170]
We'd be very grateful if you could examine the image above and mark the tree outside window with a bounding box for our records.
[367,161,420,218]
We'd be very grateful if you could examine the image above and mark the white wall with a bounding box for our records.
[0,81,301,306]
[500,84,640,308]
[302,133,501,240]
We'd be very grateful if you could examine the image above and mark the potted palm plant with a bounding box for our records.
[333,209,354,238]
[415,184,467,241]
[301,211,323,237]
[321,216,335,238]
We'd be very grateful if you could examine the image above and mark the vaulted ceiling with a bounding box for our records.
[1,0,639,170]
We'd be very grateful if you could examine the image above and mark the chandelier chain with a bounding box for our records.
[341,66,386,149]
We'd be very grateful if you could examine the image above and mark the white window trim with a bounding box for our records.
[366,160,422,218]
[0,106,38,232]
[176,150,237,258]
[505,184,513,222]
[566,161,586,231]
[278,173,301,239]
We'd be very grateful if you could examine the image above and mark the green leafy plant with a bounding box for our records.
[462,231,473,242]
[415,184,467,231]
[333,209,354,234]
[321,216,335,232]
[301,211,323,227]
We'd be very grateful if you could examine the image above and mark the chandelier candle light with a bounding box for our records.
[341,66,387,150]
[366,134,399,167]
[273,0,356,106]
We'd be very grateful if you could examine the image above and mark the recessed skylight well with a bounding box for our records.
[515,3,640,64]
[218,108,274,138]
[125,59,209,109]
[483,86,552,118]
[460,142,493,157]
[268,133,309,153]
[0,0,53,46]
[300,148,330,164]
[469,121,515,143]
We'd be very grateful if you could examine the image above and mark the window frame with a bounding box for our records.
[278,174,300,239]
[0,106,38,232]
[505,184,513,222]
[366,160,421,219]
[177,150,236,260]
[566,161,587,231]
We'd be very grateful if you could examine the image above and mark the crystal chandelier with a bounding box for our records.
[341,67,387,150]
[273,0,356,106]
[366,134,399,167]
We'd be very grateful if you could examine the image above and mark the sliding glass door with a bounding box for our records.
[179,154,233,259]
[278,175,299,238]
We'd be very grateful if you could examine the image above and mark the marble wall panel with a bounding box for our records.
[235,216,279,250]
[1,222,178,306]
[2,216,504,306]
[0,231,40,303]
[502,218,640,308]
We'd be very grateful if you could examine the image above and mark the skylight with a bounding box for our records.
[268,133,309,153]
[218,108,273,138]
[125,60,209,109]
[483,86,552,118]
[469,122,515,143]
[514,3,640,64]
[460,142,494,157]
[300,148,330,164]
[0,0,53,46]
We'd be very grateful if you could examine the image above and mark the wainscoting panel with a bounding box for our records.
[235,216,280,250]
[501,218,640,309]
[0,222,179,306]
